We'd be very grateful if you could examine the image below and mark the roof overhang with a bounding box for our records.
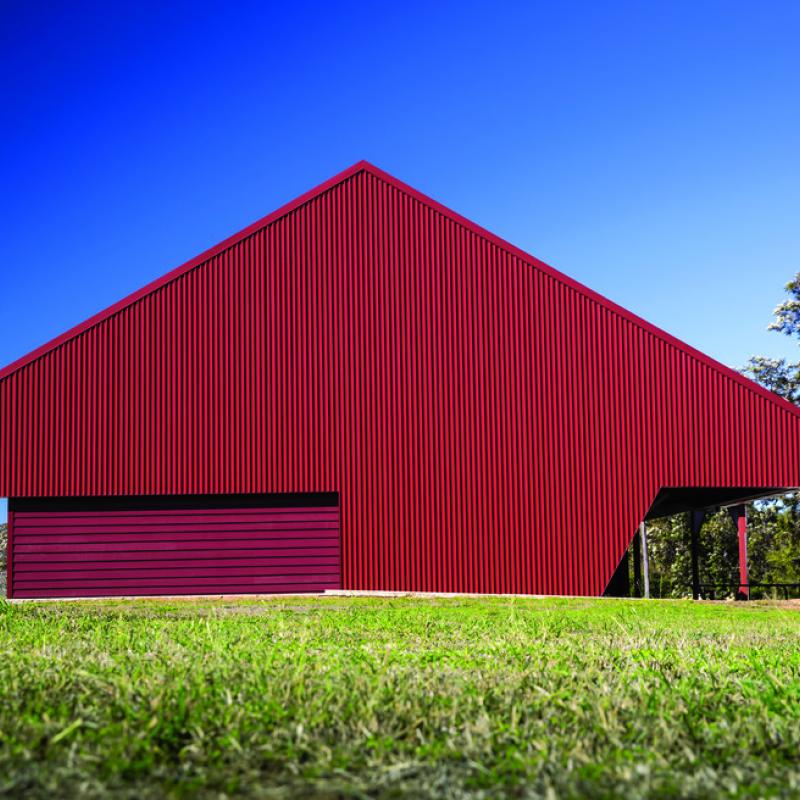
[645,486,796,519]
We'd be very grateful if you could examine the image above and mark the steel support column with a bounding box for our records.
[728,504,749,600]
[640,521,650,599]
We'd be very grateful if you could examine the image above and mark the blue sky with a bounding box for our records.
[1,1,799,521]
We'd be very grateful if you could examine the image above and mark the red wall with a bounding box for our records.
[1,162,799,595]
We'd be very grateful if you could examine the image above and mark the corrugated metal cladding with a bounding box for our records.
[8,495,340,598]
[1,161,800,596]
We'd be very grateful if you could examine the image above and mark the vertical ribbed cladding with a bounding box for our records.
[2,163,800,596]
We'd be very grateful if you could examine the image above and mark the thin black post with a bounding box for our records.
[633,528,642,597]
[689,509,705,600]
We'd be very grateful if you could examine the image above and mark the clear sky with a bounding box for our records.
[1,1,799,522]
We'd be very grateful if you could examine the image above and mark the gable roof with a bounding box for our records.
[1,160,798,419]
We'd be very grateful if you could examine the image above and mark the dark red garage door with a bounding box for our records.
[8,494,340,599]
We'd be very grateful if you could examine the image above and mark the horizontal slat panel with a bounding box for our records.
[14,546,340,563]
[14,565,340,582]
[13,506,338,521]
[14,522,337,540]
[14,556,340,572]
[15,529,338,544]
[13,511,338,527]
[12,581,341,599]
[15,571,338,589]
[9,498,340,598]
[16,541,339,555]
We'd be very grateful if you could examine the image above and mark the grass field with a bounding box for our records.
[2,596,800,799]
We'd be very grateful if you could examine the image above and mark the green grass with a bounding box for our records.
[2,596,800,799]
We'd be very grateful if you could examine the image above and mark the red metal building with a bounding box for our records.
[2,161,799,599]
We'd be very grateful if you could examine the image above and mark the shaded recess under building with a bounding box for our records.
[605,487,790,599]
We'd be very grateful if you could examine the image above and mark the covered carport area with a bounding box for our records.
[642,486,798,600]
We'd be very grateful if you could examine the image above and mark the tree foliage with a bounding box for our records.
[743,272,800,404]
[767,273,800,338]
[644,273,800,598]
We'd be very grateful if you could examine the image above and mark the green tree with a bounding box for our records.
[644,511,741,598]
[743,272,800,404]
[744,273,800,592]
[641,514,692,598]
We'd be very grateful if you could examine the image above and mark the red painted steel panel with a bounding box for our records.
[11,584,332,599]
[2,161,800,596]
[9,502,340,598]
